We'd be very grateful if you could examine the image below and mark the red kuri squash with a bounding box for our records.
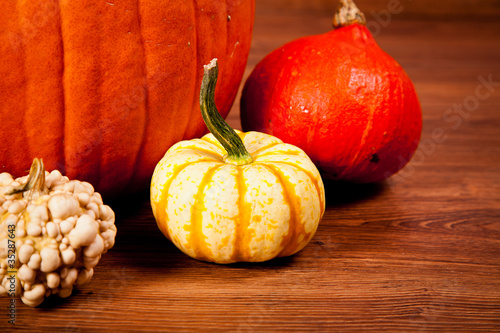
[240,0,421,183]
[0,0,254,196]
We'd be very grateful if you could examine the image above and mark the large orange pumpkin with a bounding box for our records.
[0,0,254,196]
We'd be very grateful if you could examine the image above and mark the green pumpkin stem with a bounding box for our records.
[333,0,366,29]
[200,59,253,166]
[8,158,48,199]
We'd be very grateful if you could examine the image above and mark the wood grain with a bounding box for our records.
[3,0,500,331]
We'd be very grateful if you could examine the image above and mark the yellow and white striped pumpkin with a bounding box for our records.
[150,59,325,264]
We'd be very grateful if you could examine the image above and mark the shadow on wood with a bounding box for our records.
[323,179,388,208]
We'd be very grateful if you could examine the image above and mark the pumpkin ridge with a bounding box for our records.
[249,142,281,157]
[231,165,252,262]
[154,160,207,240]
[201,136,225,151]
[255,149,303,158]
[129,0,151,188]
[62,3,105,187]
[176,146,224,162]
[189,164,223,261]
[259,164,304,257]
[0,2,25,175]
[95,10,104,189]
[196,137,228,155]
[256,160,324,216]
[183,0,200,141]
[19,0,66,176]
[17,2,30,167]
[58,0,66,175]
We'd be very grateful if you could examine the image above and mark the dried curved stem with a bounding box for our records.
[333,0,366,29]
[8,158,48,200]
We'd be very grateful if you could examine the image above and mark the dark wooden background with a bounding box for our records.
[3,0,500,331]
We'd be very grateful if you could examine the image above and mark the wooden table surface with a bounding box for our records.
[3,0,500,331]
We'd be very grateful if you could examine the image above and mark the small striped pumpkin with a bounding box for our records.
[150,59,325,264]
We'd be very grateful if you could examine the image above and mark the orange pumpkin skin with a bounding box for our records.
[240,24,422,183]
[0,0,254,196]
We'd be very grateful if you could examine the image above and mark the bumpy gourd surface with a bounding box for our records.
[151,130,325,264]
[0,170,116,307]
